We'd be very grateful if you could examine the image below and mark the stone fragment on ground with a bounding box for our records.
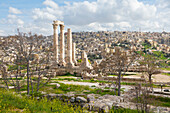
[76,96,87,103]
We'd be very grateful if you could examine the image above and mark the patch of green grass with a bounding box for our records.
[8,64,27,71]
[152,51,167,60]
[56,72,76,77]
[110,108,139,113]
[148,95,170,107]
[39,83,120,96]
[162,73,170,76]
[39,83,91,95]
[58,83,90,93]
[77,59,91,64]
[0,90,138,113]
[160,68,170,71]
[121,82,136,85]
[85,88,118,96]
[142,41,151,49]
[109,74,136,76]
[133,95,170,108]
[109,75,117,76]
[0,90,83,113]
[57,78,79,81]
[0,77,23,80]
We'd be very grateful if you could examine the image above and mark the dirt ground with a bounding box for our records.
[152,74,170,83]
[125,72,170,83]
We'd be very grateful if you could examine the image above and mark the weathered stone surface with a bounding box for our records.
[35,97,40,100]
[48,93,58,97]
[56,94,63,97]
[59,24,66,66]
[93,102,106,111]
[70,97,75,103]
[87,94,97,102]
[40,91,47,95]
[85,94,127,112]
[101,105,110,113]
[151,107,169,113]
[76,96,87,103]
[88,103,94,111]
[72,42,77,65]
[87,95,95,102]
[81,51,92,69]
[100,94,124,102]
[102,100,115,109]
[56,83,60,88]
[53,23,59,63]
[66,28,74,67]
[63,94,75,97]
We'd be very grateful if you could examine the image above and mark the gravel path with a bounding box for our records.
[59,81,99,87]
[58,81,133,92]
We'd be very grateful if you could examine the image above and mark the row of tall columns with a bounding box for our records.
[53,21,76,67]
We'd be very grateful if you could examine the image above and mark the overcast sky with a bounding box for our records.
[0,0,170,36]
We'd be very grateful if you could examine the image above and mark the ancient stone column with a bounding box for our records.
[59,25,66,66]
[81,51,92,69]
[53,23,59,63]
[67,28,74,67]
[82,51,88,66]
[72,42,77,65]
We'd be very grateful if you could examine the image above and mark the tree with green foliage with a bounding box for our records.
[142,40,151,49]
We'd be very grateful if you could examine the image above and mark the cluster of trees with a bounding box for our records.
[0,31,54,94]
[93,47,160,96]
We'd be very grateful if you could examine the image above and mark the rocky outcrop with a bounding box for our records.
[38,93,170,113]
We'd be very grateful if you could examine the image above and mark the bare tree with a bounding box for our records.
[29,48,53,93]
[135,83,151,113]
[139,54,160,85]
[0,37,25,93]
[0,64,9,90]
[95,47,140,96]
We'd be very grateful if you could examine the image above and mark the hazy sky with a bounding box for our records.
[0,0,169,36]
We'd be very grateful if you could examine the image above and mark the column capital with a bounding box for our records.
[53,24,58,29]
[60,24,65,27]
[68,28,71,31]
[60,24,65,29]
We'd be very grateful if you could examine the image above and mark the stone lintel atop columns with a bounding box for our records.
[59,24,66,66]
[53,20,64,25]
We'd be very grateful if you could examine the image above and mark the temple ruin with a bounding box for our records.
[52,20,92,76]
